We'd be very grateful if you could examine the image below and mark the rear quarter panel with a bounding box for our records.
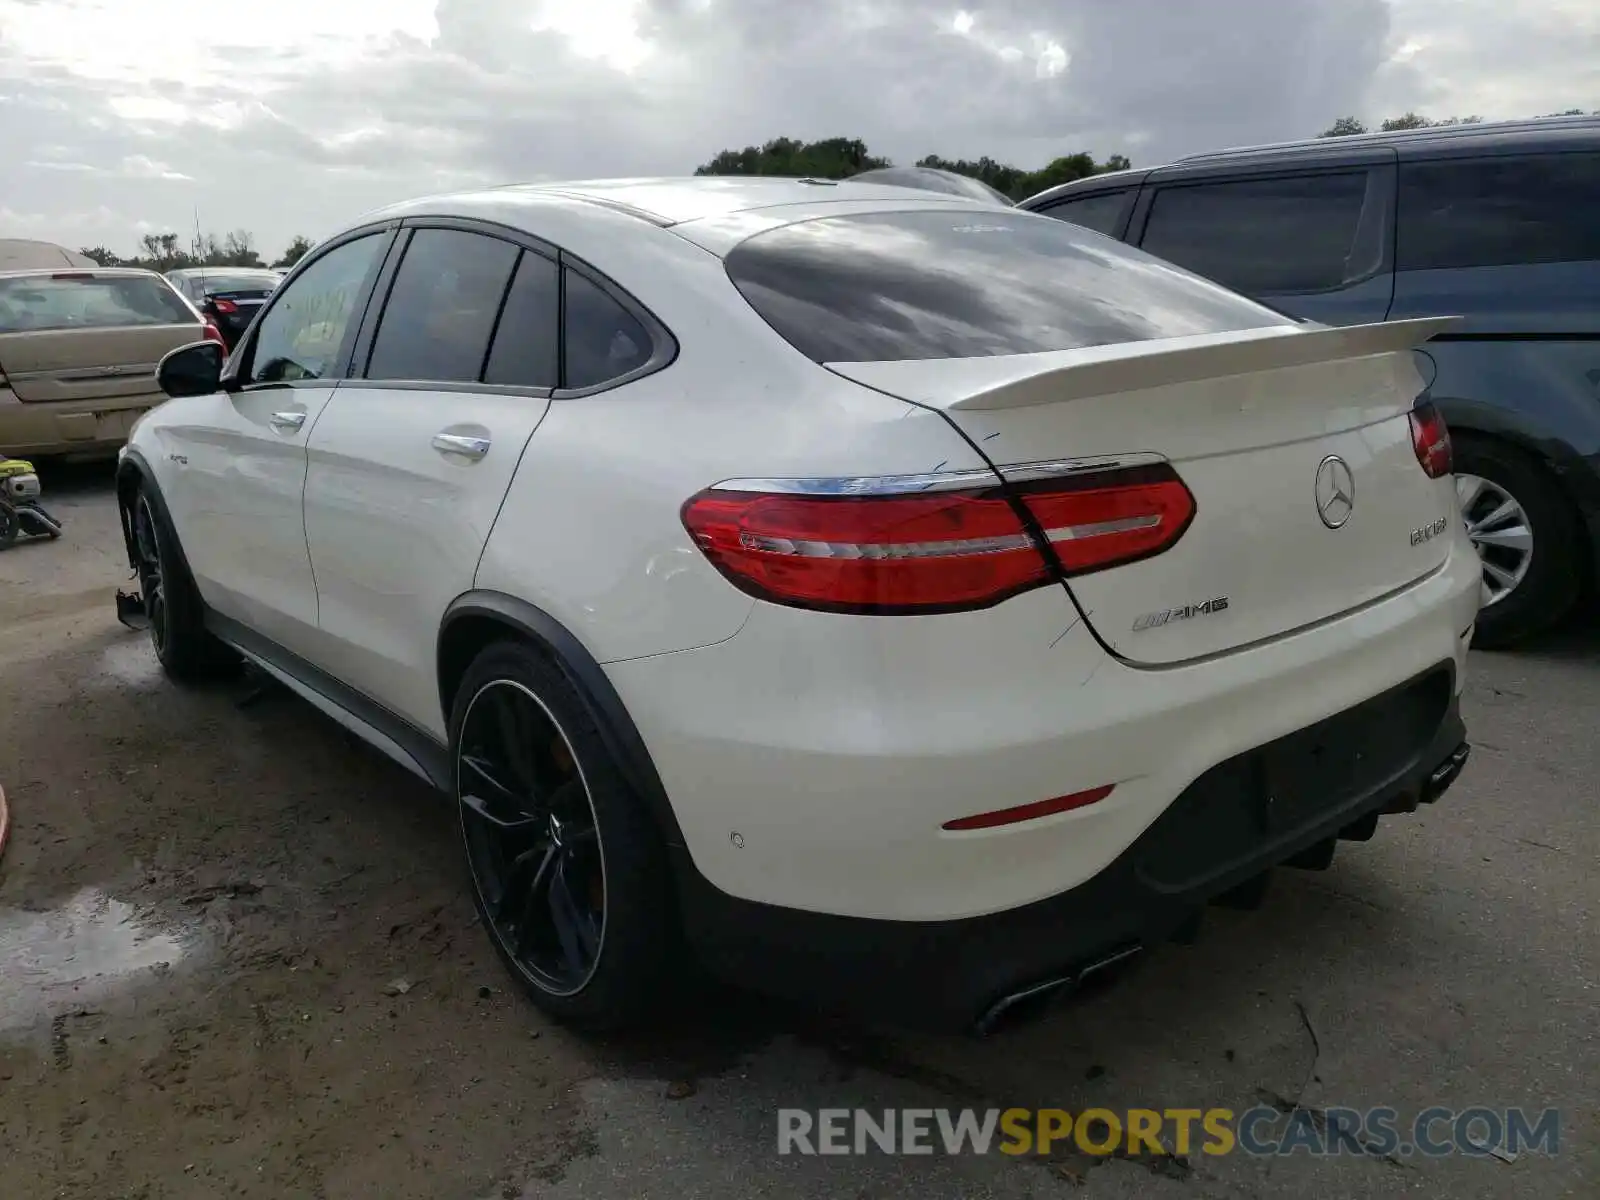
[472,242,996,665]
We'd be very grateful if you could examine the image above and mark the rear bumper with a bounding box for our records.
[0,389,161,456]
[605,536,1480,924]
[674,679,1468,1032]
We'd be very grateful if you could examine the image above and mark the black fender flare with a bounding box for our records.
[114,448,198,585]
[438,591,687,850]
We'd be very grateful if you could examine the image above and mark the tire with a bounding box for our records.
[449,639,681,1030]
[1453,434,1583,648]
[130,486,239,681]
[0,502,16,551]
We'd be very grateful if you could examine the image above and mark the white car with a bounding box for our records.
[116,178,1481,1032]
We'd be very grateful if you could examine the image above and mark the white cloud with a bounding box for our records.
[0,0,1593,258]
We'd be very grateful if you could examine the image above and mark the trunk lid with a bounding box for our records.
[829,318,1460,664]
[0,271,202,403]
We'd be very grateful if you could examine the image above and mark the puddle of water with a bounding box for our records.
[0,887,193,1034]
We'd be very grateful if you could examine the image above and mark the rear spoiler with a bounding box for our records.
[831,316,1461,413]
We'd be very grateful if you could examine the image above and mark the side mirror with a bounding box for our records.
[157,341,225,398]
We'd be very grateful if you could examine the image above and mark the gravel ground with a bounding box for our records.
[1,462,1595,1200]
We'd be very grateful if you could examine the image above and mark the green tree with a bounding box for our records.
[695,136,889,179]
[273,236,314,269]
[694,137,1133,202]
[1318,116,1368,137]
[77,246,123,266]
[1321,112,1485,137]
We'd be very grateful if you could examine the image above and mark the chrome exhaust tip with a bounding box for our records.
[974,943,1142,1036]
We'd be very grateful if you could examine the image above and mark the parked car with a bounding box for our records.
[848,165,1014,205]
[166,267,284,350]
[1019,116,1600,647]
[0,239,97,272]
[116,178,1477,1032]
[0,267,218,458]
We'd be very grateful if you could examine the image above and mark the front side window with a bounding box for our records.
[0,273,195,334]
[366,229,520,383]
[1041,190,1133,236]
[1139,172,1370,294]
[1397,152,1600,271]
[724,208,1292,363]
[248,233,385,384]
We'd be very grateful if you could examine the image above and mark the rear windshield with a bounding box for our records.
[189,272,281,294]
[724,209,1294,362]
[0,274,195,334]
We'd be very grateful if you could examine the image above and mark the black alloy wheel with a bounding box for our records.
[456,678,607,997]
[132,493,168,653]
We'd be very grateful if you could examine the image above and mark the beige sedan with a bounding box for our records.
[0,267,212,459]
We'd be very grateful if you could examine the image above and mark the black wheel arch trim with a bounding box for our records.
[439,591,687,849]
[115,448,198,585]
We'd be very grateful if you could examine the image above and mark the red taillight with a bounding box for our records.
[211,298,238,314]
[1019,464,1197,577]
[943,785,1115,831]
[1409,401,1452,478]
[202,320,226,346]
[682,464,1195,614]
[681,486,1051,614]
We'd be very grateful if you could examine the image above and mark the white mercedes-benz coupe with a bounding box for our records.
[116,177,1480,1032]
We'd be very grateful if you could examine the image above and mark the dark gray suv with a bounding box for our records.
[1020,116,1600,647]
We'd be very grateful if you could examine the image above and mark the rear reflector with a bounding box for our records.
[1016,464,1196,577]
[943,785,1115,831]
[1409,401,1452,478]
[681,487,1051,614]
[212,298,238,314]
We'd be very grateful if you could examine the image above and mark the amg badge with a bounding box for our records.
[1132,596,1229,633]
[1410,517,1449,546]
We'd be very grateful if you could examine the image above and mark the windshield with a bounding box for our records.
[0,274,196,334]
[724,209,1295,363]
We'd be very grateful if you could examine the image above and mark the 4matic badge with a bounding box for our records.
[1132,596,1230,633]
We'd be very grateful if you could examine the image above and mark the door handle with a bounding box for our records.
[269,410,306,432]
[432,433,491,459]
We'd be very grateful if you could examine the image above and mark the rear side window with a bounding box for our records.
[1040,190,1133,236]
[483,251,560,388]
[1140,173,1369,294]
[0,274,194,334]
[563,269,651,388]
[723,209,1291,363]
[1397,153,1600,271]
[367,229,520,383]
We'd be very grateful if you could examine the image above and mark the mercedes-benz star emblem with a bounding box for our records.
[1315,455,1355,529]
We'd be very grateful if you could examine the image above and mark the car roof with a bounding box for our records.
[168,267,281,277]
[0,266,165,280]
[0,239,98,271]
[1019,114,1600,209]
[1175,113,1600,166]
[368,176,996,230]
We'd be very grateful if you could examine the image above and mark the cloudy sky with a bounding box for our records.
[1,0,1595,259]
